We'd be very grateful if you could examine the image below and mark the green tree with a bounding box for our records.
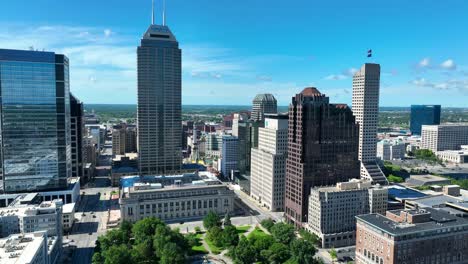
[132,217,164,244]
[222,225,240,247]
[299,229,319,245]
[97,229,127,252]
[185,233,199,248]
[329,248,337,262]
[160,242,185,264]
[92,252,104,264]
[120,220,133,243]
[203,211,221,229]
[153,225,190,258]
[224,212,232,226]
[252,235,275,252]
[260,218,275,231]
[232,236,257,264]
[388,174,404,183]
[207,226,224,247]
[95,217,189,264]
[261,242,291,264]
[194,226,202,233]
[132,238,155,262]
[271,222,296,245]
[102,244,133,264]
[290,239,318,264]
[252,235,275,262]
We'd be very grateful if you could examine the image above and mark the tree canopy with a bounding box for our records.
[271,222,296,245]
[92,217,191,264]
[203,211,221,230]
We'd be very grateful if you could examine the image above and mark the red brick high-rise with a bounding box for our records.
[284,87,360,227]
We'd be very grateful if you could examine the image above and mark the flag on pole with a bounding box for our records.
[367,49,372,57]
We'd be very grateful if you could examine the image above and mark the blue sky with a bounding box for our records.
[0,0,467,106]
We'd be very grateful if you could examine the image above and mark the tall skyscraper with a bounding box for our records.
[112,123,127,156]
[232,113,252,174]
[137,8,182,175]
[125,124,138,153]
[285,88,360,226]
[221,135,239,178]
[250,114,288,212]
[252,93,277,122]
[410,105,441,135]
[352,63,388,184]
[0,49,71,193]
[70,93,84,178]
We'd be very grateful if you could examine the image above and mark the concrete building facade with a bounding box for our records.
[437,146,468,163]
[0,231,60,264]
[421,124,468,152]
[250,114,288,212]
[352,63,388,184]
[377,139,406,160]
[120,173,235,223]
[0,199,63,239]
[307,179,387,248]
[356,208,468,264]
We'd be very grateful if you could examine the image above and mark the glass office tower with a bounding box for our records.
[0,49,71,193]
[410,105,441,135]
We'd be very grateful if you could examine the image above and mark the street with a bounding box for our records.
[65,176,114,264]
[64,141,115,264]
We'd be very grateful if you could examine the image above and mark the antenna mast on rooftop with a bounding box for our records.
[152,0,155,24]
[162,0,166,26]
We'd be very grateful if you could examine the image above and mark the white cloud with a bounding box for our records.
[182,45,246,77]
[343,68,358,76]
[325,67,359,81]
[440,59,456,70]
[60,45,135,70]
[411,78,430,87]
[325,74,347,81]
[104,29,112,37]
[418,57,430,68]
[410,77,468,91]
[211,73,222,79]
[256,75,272,82]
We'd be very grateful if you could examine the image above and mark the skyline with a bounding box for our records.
[0,0,467,106]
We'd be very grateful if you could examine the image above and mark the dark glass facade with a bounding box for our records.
[137,25,182,175]
[70,93,84,178]
[0,49,71,193]
[410,105,441,135]
[285,88,360,226]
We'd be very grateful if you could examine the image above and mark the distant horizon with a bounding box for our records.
[84,103,468,109]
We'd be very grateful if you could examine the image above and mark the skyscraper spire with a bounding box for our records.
[162,0,166,26]
[152,0,155,24]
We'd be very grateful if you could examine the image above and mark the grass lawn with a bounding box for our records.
[205,236,223,254]
[191,244,208,254]
[189,233,208,255]
[247,227,269,240]
[236,225,251,235]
